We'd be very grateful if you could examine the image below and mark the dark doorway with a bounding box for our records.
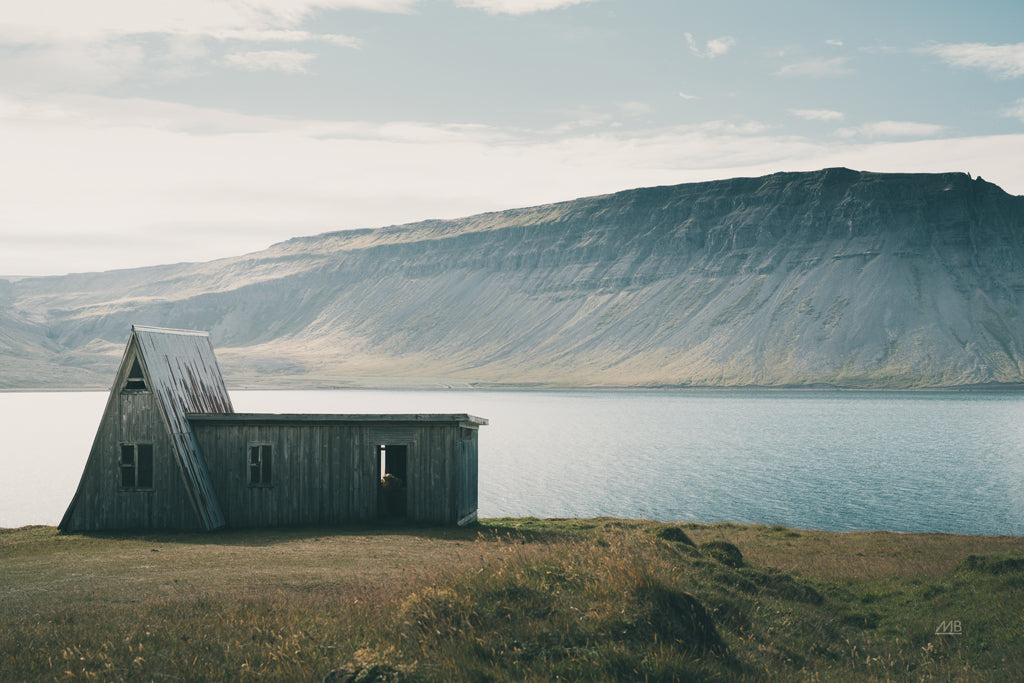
[377,444,408,519]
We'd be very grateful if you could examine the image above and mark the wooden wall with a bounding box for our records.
[190,417,480,528]
[60,328,483,533]
[61,335,482,531]
[61,346,203,532]
[456,426,479,525]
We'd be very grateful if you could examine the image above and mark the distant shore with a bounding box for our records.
[5,378,1024,393]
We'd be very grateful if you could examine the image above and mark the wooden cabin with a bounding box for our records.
[59,325,486,532]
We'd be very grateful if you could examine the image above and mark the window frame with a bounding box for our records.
[247,442,273,487]
[123,357,149,392]
[119,442,154,491]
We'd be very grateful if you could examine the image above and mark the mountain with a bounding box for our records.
[5,167,1024,390]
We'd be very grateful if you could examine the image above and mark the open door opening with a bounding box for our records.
[377,444,408,519]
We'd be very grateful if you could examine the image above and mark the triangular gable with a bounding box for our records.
[60,325,231,532]
[130,326,231,530]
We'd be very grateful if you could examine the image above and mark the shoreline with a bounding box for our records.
[4,519,1023,540]
[4,381,1024,393]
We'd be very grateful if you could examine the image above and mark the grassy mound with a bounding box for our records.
[394,533,727,680]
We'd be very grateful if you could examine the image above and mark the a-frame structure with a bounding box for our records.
[59,326,231,531]
[60,325,486,532]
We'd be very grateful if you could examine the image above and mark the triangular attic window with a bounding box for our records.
[125,357,148,391]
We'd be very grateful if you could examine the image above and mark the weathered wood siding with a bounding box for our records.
[59,325,485,533]
[60,343,202,532]
[456,425,480,525]
[191,416,481,528]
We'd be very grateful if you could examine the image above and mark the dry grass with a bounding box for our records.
[1,526,491,615]
[683,523,1024,581]
[3,520,1024,681]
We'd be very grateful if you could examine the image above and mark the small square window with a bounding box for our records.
[119,443,154,490]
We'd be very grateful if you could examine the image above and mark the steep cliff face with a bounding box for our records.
[6,168,1024,389]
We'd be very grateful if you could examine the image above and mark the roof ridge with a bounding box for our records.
[131,324,209,337]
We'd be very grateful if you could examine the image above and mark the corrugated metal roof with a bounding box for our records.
[189,413,488,425]
[132,325,231,530]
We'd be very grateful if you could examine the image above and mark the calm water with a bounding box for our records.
[3,390,1023,535]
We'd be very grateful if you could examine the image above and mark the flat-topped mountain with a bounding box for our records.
[5,167,1024,389]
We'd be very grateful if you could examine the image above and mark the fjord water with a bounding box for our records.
[4,390,1023,535]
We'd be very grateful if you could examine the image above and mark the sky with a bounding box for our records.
[2,0,1023,276]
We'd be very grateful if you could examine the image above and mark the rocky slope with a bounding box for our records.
[5,167,1024,389]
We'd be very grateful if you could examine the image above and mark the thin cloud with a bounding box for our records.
[693,120,771,135]
[0,2,379,95]
[0,1,417,43]
[453,0,596,14]
[3,92,1024,275]
[777,57,853,78]
[825,39,843,47]
[211,29,362,49]
[224,50,317,74]
[0,40,147,94]
[548,102,656,133]
[1002,98,1024,123]
[678,92,700,101]
[685,33,736,59]
[836,121,946,139]
[618,101,653,116]
[790,109,844,121]
[921,42,1024,78]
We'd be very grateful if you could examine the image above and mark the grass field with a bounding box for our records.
[2,519,1024,681]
